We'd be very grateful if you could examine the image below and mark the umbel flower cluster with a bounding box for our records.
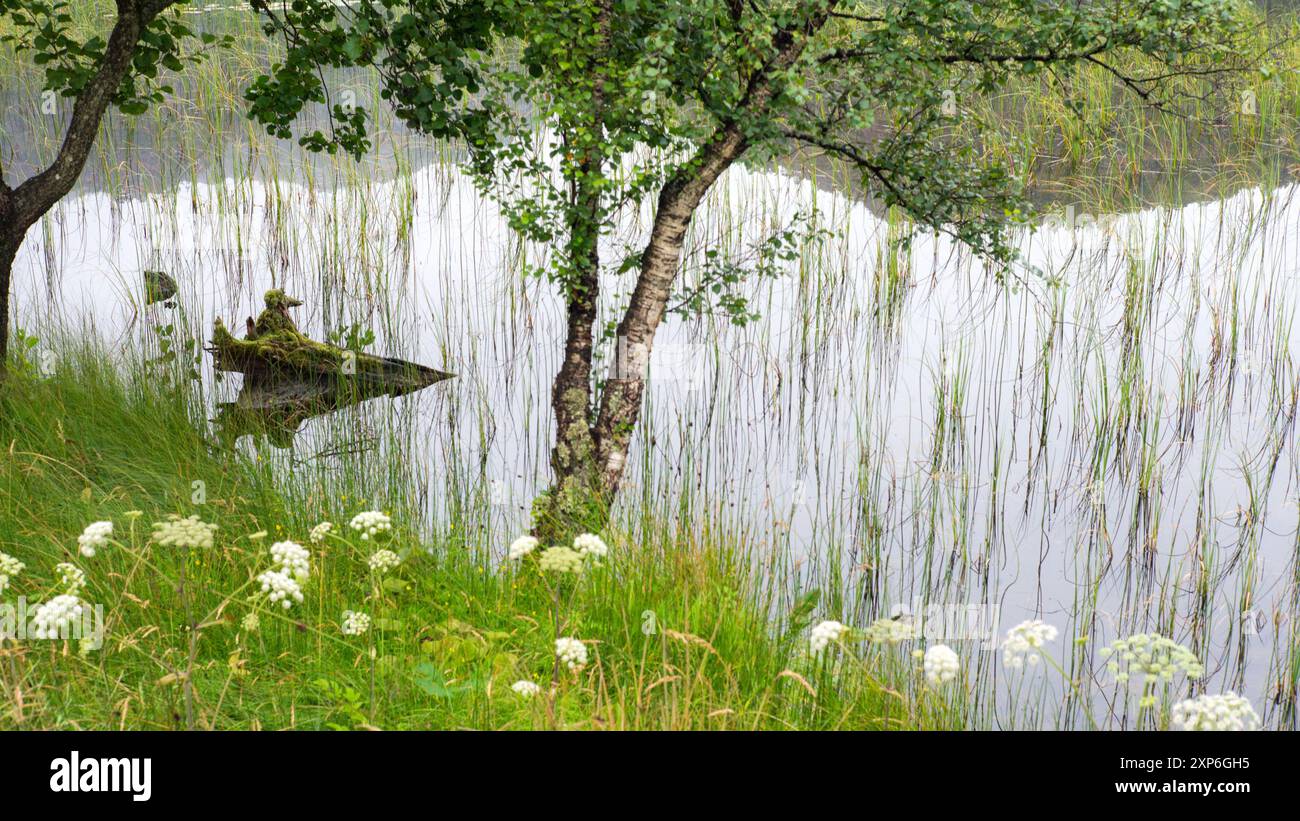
[538,546,584,574]
[77,521,113,558]
[1100,633,1204,684]
[309,521,333,544]
[254,538,311,611]
[30,595,85,639]
[349,510,392,540]
[1171,692,1260,731]
[923,645,960,686]
[555,637,588,671]
[0,552,26,594]
[341,610,371,636]
[1002,620,1059,669]
[257,569,304,610]
[511,680,542,698]
[55,563,86,596]
[810,620,848,655]
[572,533,608,558]
[509,533,610,574]
[508,536,538,560]
[368,549,401,573]
[152,515,217,549]
[270,541,311,582]
[863,616,916,645]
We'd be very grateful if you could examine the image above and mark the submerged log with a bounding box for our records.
[207,295,454,446]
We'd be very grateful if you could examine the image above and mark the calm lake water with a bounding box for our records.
[5,0,1300,726]
[12,155,1300,727]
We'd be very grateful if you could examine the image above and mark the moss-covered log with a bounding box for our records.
[210,317,453,395]
[207,312,454,446]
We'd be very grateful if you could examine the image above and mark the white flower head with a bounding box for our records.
[1002,619,1059,669]
[257,569,304,610]
[152,515,217,549]
[573,533,608,558]
[349,510,392,540]
[1171,692,1260,731]
[55,562,86,596]
[508,535,539,560]
[511,680,542,698]
[810,620,848,655]
[341,610,371,636]
[77,521,113,558]
[863,616,917,645]
[539,546,584,574]
[309,521,333,544]
[924,644,960,686]
[368,549,401,573]
[270,540,311,582]
[1101,633,1203,685]
[30,595,85,639]
[0,552,25,595]
[555,637,588,671]
[241,612,260,633]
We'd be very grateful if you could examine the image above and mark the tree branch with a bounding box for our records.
[10,0,179,226]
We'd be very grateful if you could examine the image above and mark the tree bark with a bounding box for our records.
[589,9,835,495]
[589,128,748,493]
[0,225,16,372]
[532,0,612,541]
[0,0,173,373]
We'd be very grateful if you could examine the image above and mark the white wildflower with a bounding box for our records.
[1171,692,1260,731]
[30,595,85,639]
[241,612,260,633]
[511,680,542,698]
[508,535,539,560]
[810,620,848,655]
[152,515,217,549]
[555,637,588,671]
[539,546,584,574]
[0,552,25,594]
[55,562,86,596]
[1002,619,1059,669]
[863,616,917,645]
[1100,633,1203,685]
[270,540,311,582]
[368,549,401,573]
[349,510,392,540]
[341,610,371,636]
[257,569,304,610]
[573,533,608,558]
[924,644,960,686]
[309,521,333,544]
[77,521,113,557]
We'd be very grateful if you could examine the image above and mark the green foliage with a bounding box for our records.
[0,348,934,729]
[246,0,1251,284]
[672,210,833,326]
[0,0,230,117]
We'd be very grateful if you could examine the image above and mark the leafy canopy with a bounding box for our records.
[248,1,1248,282]
[0,0,229,117]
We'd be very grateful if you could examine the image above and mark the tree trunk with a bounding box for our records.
[587,10,833,500]
[0,1,169,376]
[0,232,16,372]
[533,202,605,541]
[531,1,612,542]
[0,184,15,370]
[589,128,748,493]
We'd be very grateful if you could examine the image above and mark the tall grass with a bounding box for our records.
[2,1,1298,731]
[0,349,942,730]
